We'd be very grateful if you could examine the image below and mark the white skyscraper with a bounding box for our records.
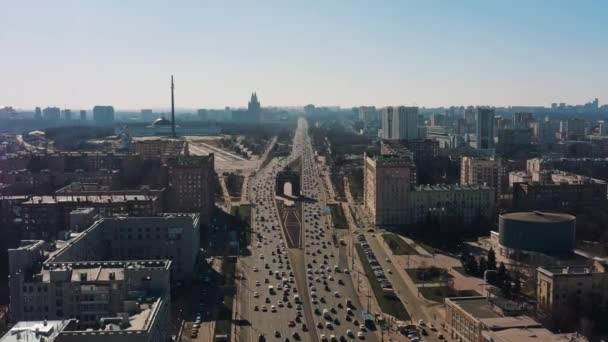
[382,106,418,140]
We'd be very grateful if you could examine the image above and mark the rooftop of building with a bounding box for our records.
[55,183,164,196]
[3,297,166,340]
[550,171,606,184]
[414,183,492,191]
[56,182,110,193]
[446,296,524,319]
[12,240,45,251]
[541,157,608,162]
[537,264,602,277]
[70,207,96,214]
[0,320,70,342]
[481,327,588,342]
[42,260,171,275]
[510,170,531,177]
[500,211,575,223]
[150,117,172,127]
[166,154,214,164]
[2,150,136,158]
[446,296,502,319]
[22,194,159,205]
[479,315,541,331]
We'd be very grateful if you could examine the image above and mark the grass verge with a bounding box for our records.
[214,257,236,339]
[382,233,420,255]
[355,244,411,321]
[419,286,479,302]
[329,203,348,229]
[452,266,467,276]
[405,267,452,285]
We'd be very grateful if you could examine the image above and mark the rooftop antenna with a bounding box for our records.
[171,75,176,137]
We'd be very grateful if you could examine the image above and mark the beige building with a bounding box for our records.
[364,153,413,225]
[131,138,186,161]
[7,214,200,341]
[165,154,215,225]
[537,260,608,312]
[460,156,502,191]
[364,153,494,227]
[445,296,586,342]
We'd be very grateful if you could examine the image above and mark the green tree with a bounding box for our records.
[487,248,497,271]
[478,257,488,277]
[502,279,512,298]
[513,276,521,296]
[497,262,507,282]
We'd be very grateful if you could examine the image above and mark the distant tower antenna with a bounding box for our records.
[171,75,176,137]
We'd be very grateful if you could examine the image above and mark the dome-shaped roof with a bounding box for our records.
[151,117,172,127]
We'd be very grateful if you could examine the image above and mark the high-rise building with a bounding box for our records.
[92,106,115,126]
[364,152,494,227]
[476,107,495,150]
[564,118,586,140]
[79,110,86,121]
[460,156,502,191]
[141,109,155,122]
[498,128,532,146]
[364,153,413,224]
[513,112,534,128]
[232,92,262,124]
[62,109,72,121]
[532,119,558,144]
[197,109,208,121]
[464,107,476,124]
[430,113,445,127]
[165,155,215,225]
[34,107,42,120]
[381,106,418,140]
[600,121,608,136]
[42,107,61,121]
[248,92,261,123]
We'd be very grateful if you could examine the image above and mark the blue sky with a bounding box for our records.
[1,0,607,109]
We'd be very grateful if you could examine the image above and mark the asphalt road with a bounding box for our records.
[238,156,313,342]
[237,118,377,342]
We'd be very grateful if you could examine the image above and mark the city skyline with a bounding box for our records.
[2,1,608,109]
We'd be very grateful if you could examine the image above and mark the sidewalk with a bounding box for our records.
[348,235,405,342]
[372,234,453,341]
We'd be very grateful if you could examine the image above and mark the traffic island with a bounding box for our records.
[355,243,411,321]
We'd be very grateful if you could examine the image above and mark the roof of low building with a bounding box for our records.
[501,211,575,223]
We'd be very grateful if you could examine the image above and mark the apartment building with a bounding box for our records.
[364,153,494,227]
[537,260,608,312]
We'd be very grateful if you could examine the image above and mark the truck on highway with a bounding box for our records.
[362,311,374,329]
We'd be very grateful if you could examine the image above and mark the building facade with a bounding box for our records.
[364,153,494,227]
[476,108,495,150]
[381,106,418,140]
[165,155,215,225]
[19,193,161,239]
[364,153,413,225]
[460,156,502,191]
[537,260,608,313]
[92,106,115,126]
[445,296,584,342]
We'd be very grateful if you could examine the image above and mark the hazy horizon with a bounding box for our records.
[2,1,607,109]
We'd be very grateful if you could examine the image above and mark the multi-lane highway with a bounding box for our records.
[296,119,377,342]
[237,118,377,342]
